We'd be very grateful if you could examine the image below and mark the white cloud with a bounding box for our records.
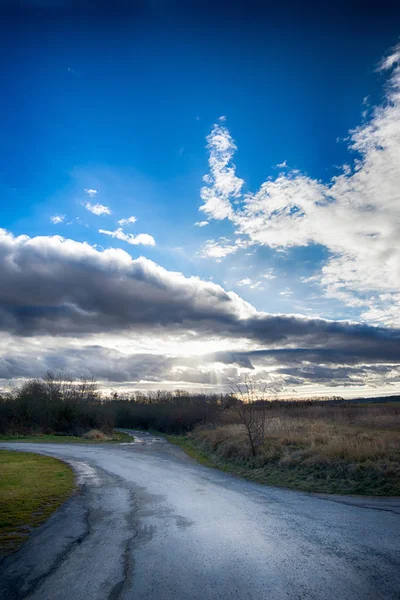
[84,201,111,216]
[237,278,264,290]
[194,221,209,227]
[279,289,293,297]
[200,239,238,261]
[276,160,287,168]
[378,43,400,71]
[50,215,65,224]
[199,122,244,220]
[199,45,400,326]
[84,188,98,198]
[118,216,137,226]
[200,237,250,261]
[99,227,155,246]
[237,278,252,286]
[262,269,276,280]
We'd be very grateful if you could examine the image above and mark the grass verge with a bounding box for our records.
[0,450,75,558]
[0,430,133,444]
[167,430,400,496]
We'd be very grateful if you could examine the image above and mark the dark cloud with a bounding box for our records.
[0,343,399,391]
[213,344,400,369]
[0,345,236,388]
[1,231,400,359]
[0,230,399,392]
[0,346,175,383]
[0,230,245,337]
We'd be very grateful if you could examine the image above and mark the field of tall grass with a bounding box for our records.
[187,402,400,495]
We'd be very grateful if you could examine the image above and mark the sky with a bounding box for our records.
[1,0,400,397]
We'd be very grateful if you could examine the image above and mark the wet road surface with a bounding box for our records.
[1,431,399,600]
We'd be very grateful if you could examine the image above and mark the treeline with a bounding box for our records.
[111,389,234,434]
[2,372,383,439]
[0,373,234,436]
[0,373,113,435]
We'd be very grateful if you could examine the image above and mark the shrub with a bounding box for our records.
[82,429,111,440]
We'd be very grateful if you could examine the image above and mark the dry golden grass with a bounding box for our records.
[82,429,111,440]
[189,402,400,495]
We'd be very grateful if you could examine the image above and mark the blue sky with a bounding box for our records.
[1,1,400,396]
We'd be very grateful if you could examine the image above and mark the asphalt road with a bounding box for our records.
[1,431,399,600]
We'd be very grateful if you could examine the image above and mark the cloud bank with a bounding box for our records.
[0,228,398,353]
[0,226,399,394]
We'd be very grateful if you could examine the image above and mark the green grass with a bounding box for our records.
[0,431,133,444]
[0,450,75,557]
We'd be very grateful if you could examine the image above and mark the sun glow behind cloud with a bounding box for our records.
[0,223,400,395]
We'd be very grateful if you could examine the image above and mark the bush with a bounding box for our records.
[82,429,111,440]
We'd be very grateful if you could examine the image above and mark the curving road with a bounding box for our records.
[1,431,399,600]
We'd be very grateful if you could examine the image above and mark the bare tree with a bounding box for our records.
[229,378,270,456]
[42,372,99,403]
[75,376,99,402]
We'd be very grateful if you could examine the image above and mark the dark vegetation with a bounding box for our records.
[110,389,227,433]
[0,373,112,437]
[0,372,226,437]
[1,373,399,495]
